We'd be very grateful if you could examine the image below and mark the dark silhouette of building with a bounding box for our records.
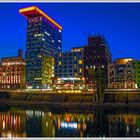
[84,36,112,88]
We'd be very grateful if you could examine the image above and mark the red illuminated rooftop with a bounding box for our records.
[19,6,62,30]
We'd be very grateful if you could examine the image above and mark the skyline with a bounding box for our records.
[0,3,140,59]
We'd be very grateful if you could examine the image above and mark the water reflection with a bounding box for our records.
[0,106,140,137]
[108,114,140,137]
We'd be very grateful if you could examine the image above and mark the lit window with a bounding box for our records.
[59,53,62,57]
[35,34,44,37]
[58,40,61,43]
[38,55,41,58]
[59,29,62,33]
[86,66,88,69]
[52,40,55,42]
[42,38,45,41]
[74,56,77,60]
[58,61,61,65]
[79,69,82,72]
[74,65,77,68]
[79,60,82,64]
[44,31,50,36]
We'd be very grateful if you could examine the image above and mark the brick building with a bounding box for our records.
[0,50,26,89]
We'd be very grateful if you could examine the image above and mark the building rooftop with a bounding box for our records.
[88,35,111,53]
[116,58,134,65]
[71,46,86,52]
[19,6,62,30]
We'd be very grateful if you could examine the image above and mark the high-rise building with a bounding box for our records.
[0,50,26,89]
[84,36,112,88]
[19,6,62,88]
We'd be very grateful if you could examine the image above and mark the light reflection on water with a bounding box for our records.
[0,106,140,137]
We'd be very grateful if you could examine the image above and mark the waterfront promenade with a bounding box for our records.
[1,89,140,108]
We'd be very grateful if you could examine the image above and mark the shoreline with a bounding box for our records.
[1,99,140,109]
[1,90,140,109]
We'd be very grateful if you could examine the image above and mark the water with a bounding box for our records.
[0,105,140,137]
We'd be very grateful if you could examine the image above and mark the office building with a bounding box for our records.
[54,47,84,78]
[19,6,62,88]
[0,50,26,89]
[84,36,112,88]
[53,47,85,92]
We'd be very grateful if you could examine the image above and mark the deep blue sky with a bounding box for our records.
[0,3,140,60]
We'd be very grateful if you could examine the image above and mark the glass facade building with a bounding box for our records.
[19,6,62,88]
[54,47,84,78]
[52,47,85,93]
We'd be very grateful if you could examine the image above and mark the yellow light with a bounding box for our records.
[19,6,36,13]
[79,60,82,64]
[59,53,62,57]
[58,61,61,65]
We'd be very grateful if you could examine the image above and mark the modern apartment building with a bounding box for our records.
[19,6,62,88]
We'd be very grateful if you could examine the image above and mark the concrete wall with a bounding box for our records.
[105,92,140,103]
[0,91,94,104]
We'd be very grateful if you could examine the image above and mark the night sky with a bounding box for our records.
[0,3,140,60]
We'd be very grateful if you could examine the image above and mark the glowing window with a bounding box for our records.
[59,53,62,57]
[58,61,61,65]
[79,60,82,64]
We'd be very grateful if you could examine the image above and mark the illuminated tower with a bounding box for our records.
[19,6,62,88]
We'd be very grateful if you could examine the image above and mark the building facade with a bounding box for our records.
[19,6,62,88]
[54,47,84,78]
[84,36,112,88]
[0,50,26,89]
[132,60,140,88]
[53,47,85,92]
[108,58,136,89]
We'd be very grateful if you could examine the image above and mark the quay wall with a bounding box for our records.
[0,90,140,105]
[0,91,94,103]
